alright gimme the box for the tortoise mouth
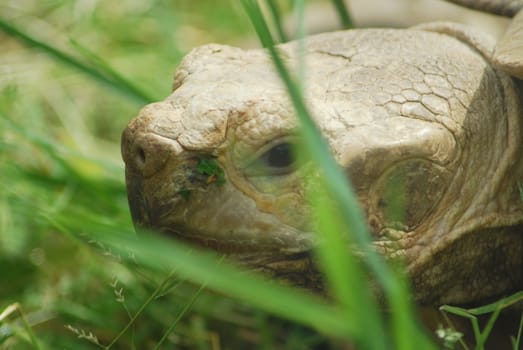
[161,226,263,254]
[155,225,314,256]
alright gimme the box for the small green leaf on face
[197,158,225,185]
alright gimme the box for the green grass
[0,1,520,349]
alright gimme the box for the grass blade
[69,39,155,105]
[441,291,523,349]
[84,226,354,339]
[266,0,288,42]
[511,311,523,350]
[465,291,523,315]
[105,273,175,349]
[241,0,394,294]
[312,188,386,348]
[241,1,434,348]
[330,0,354,29]
[0,17,154,105]
[153,284,206,350]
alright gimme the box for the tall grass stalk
[241,0,434,348]
[152,284,205,350]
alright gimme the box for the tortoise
[121,0,523,306]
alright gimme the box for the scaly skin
[122,23,523,305]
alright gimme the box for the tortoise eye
[257,142,296,175]
[263,143,293,167]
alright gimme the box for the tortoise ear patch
[371,159,449,232]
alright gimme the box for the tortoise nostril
[123,133,172,177]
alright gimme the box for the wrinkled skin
[122,23,523,305]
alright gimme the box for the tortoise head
[122,23,523,303]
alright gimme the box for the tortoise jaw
[154,224,315,255]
